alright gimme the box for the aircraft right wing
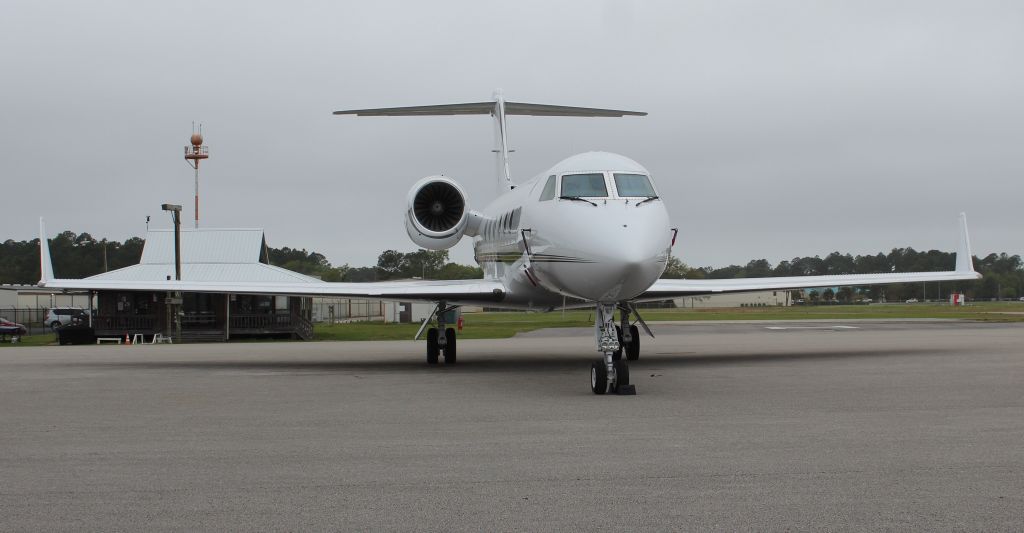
[36,219,505,304]
[39,276,507,304]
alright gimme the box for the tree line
[2,232,1021,300]
[267,247,482,282]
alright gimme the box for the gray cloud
[2,0,1021,268]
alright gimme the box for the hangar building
[86,228,318,342]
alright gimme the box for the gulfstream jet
[38,90,981,394]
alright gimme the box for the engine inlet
[413,181,465,232]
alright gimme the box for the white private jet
[38,90,981,394]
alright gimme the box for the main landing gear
[613,310,641,362]
[422,301,457,365]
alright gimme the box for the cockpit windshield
[561,173,608,197]
[613,173,656,197]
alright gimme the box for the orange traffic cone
[125,333,131,346]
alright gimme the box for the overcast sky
[2,0,1021,269]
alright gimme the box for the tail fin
[333,89,646,194]
[38,217,54,285]
[955,212,976,273]
[493,89,512,193]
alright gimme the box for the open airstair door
[334,89,647,193]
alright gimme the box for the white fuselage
[469,151,672,309]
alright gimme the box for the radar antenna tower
[184,123,209,229]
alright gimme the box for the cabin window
[561,173,608,197]
[539,175,556,201]
[613,173,656,197]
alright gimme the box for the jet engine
[404,175,480,250]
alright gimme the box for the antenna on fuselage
[333,91,646,194]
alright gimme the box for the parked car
[0,317,28,337]
[905,298,919,303]
[1019,297,1024,302]
[44,307,89,329]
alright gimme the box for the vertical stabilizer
[955,213,975,273]
[491,89,513,193]
[38,217,55,285]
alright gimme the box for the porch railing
[93,315,158,332]
[230,312,314,340]
[230,312,296,331]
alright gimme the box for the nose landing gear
[591,303,636,395]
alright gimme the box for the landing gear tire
[626,325,640,361]
[590,361,608,395]
[426,328,439,365]
[612,326,623,361]
[613,360,630,392]
[443,328,457,365]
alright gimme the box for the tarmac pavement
[1,320,1022,531]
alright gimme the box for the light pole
[162,204,182,343]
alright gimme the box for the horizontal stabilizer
[333,102,495,116]
[505,102,646,117]
[332,90,646,194]
[333,101,646,117]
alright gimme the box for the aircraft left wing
[636,213,982,301]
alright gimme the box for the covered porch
[92,291,313,342]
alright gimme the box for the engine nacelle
[404,175,480,250]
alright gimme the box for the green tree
[375,250,407,280]
[404,249,449,279]
[437,263,484,279]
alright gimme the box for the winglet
[38,217,54,286]
[956,212,976,273]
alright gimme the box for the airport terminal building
[86,229,318,342]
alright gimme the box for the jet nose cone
[601,241,669,300]
[540,202,672,302]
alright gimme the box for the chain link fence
[0,308,53,336]
[310,298,386,324]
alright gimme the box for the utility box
[57,325,96,345]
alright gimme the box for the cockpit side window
[538,175,557,201]
[613,173,656,197]
[561,173,608,197]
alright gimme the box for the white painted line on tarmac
[765,325,860,330]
